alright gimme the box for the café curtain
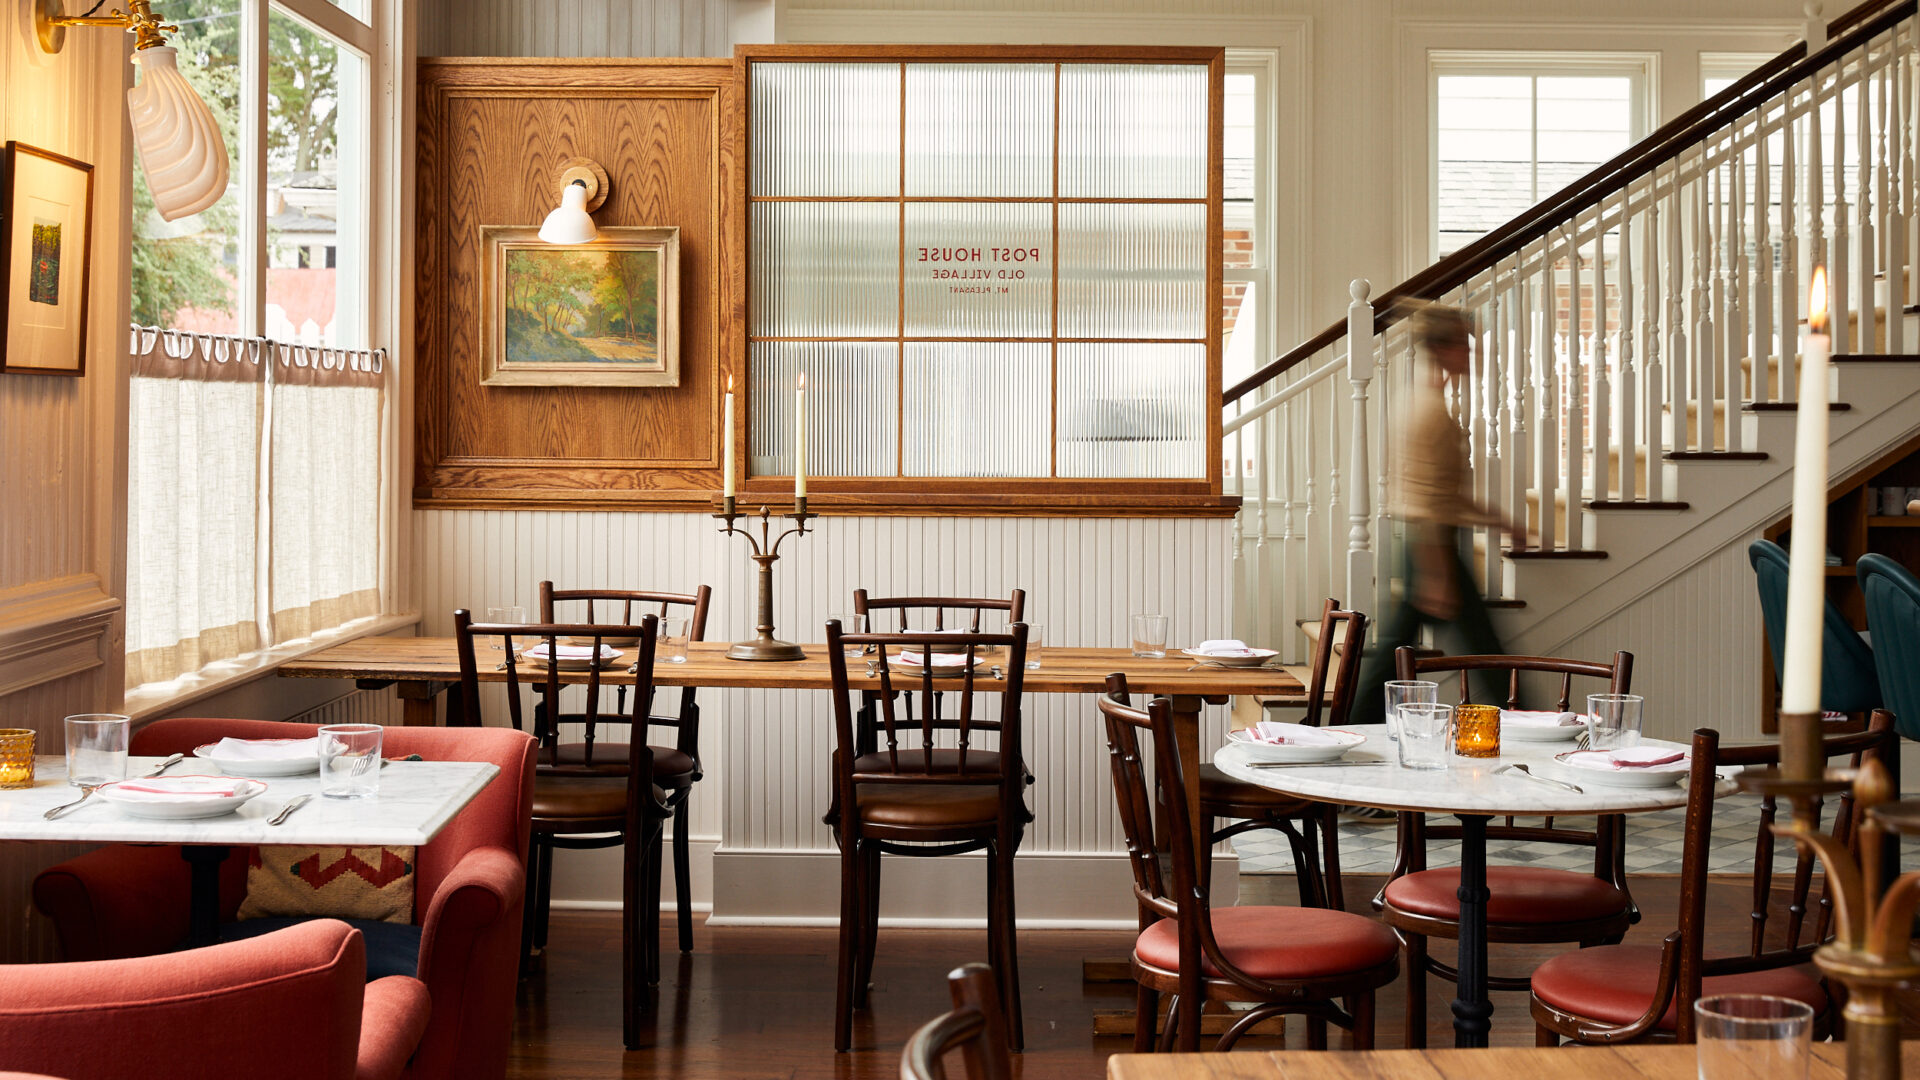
[124,328,387,690]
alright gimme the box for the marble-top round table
[1214,724,1734,1048]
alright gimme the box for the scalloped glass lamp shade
[538,181,599,244]
[127,47,231,221]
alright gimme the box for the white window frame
[1223,50,1275,396]
[1426,51,1657,265]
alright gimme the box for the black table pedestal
[1451,813,1493,1048]
[182,845,231,949]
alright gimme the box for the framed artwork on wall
[480,224,680,388]
[1,141,93,377]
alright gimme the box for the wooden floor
[506,874,1834,1079]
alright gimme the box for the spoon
[1497,762,1583,794]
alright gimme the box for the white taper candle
[723,375,736,499]
[795,371,807,499]
[1780,265,1831,716]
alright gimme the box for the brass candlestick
[714,496,814,661]
[1737,716,1917,1080]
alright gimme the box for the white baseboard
[541,835,720,910]
[706,848,1237,929]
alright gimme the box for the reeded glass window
[745,55,1218,486]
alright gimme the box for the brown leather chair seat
[854,748,1003,776]
[1531,944,1828,1030]
[545,742,696,779]
[1198,762,1314,810]
[1133,905,1400,981]
[530,776,632,828]
[855,783,1003,828]
[1386,865,1630,925]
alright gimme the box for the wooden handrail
[1224,0,1910,406]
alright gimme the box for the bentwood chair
[1859,554,1920,741]
[455,609,670,1050]
[1100,676,1400,1053]
[1531,712,1897,1044]
[824,620,1030,1052]
[1752,539,1882,716]
[900,963,1014,1080]
[534,582,712,954]
[1200,598,1366,910]
[1384,647,1637,1047]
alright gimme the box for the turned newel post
[1805,1,1826,50]
[1346,278,1376,607]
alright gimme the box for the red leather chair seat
[1385,866,1629,925]
[1198,763,1313,810]
[853,748,1003,776]
[856,783,1002,828]
[546,742,695,778]
[1531,944,1828,1030]
[1133,905,1400,980]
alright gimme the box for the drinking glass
[1024,624,1045,670]
[657,616,689,663]
[1695,994,1813,1080]
[1129,614,1169,659]
[1396,703,1452,771]
[319,723,384,799]
[1454,703,1501,759]
[1586,693,1645,752]
[1384,680,1439,743]
[64,714,129,787]
[486,605,525,658]
[828,613,866,656]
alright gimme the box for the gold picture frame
[1,141,93,377]
[481,224,680,388]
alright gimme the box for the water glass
[1586,693,1645,752]
[319,723,383,800]
[486,605,525,654]
[64,714,129,787]
[1384,680,1438,743]
[657,615,690,663]
[828,613,866,656]
[1695,994,1813,1080]
[1397,703,1453,771]
[1129,614,1169,659]
[1024,624,1045,670]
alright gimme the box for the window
[125,0,387,693]
[742,50,1220,497]
[1222,65,1264,391]
[1431,55,1650,260]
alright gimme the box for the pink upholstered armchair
[0,919,430,1080]
[34,719,536,1080]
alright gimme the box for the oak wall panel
[414,60,739,509]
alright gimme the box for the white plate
[1551,748,1690,789]
[1225,725,1366,763]
[97,776,269,819]
[192,740,319,777]
[520,643,623,670]
[1499,717,1585,743]
[1181,648,1279,668]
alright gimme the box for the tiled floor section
[1234,794,1920,875]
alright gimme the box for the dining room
[6,0,1920,1078]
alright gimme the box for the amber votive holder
[1453,704,1500,759]
[0,728,35,789]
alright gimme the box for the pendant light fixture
[34,0,231,221]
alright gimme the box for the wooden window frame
[736,44,1232,517]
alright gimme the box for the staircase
[1226,0,1920,711]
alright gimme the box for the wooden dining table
[1106,1041,1909,1080]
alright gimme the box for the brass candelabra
[713,496,814,661]
[1737,710,1920,1080]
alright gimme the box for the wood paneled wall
[413,59,738,510]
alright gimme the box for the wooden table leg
[1452,813,1493,1048]
[396,680,451,727]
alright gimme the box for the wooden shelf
[1867,516,1920,528]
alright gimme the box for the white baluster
[1302,372,1317,625]
[1536,269,1559,553]
[1781,88,1800,403]
[1806,0,1826,51]
[1345,280,1375,607]
[1325,373,1341,605]
[1279,383,1297,664]
[1834,61,1853,355]
[1509,265,1532,543]
[1619,191,1639,502]
[1892,28,1910,355]
[1592,211,1612,500]
[1694,158,1715,451]
[1483,290,1504,586]
[1724,143,1745,450]
[1374,339,1393,626]
[1644,185,1665,501]
[1566,229,1587,546]
[1858,42,1877,353]
[1755,110,1775,404]
[1668,159,1690,460]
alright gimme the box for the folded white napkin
[208,737,317,762]
[1608,747,1686,769]
[106,777,252,799]
[1195,639,1252,655]
[1247,721,1343,746]
[898,651,973,667]
[1500,710,1582,728]
[522,643,612,661]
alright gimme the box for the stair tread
[1665,450,1770,461]
[1587,499,1691,510]
[1506,548,1609,560]
[1745,402,1852,411]
[1833,353,1920,362]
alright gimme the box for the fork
[43,783,104,820]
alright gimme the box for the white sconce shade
[539,180,599,245]
[127,47,230,221]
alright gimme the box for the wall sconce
[538,157,609,245]
[34,0,230,221]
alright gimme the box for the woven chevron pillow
[237,846,416,924]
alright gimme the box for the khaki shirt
[1393,386,1498,529]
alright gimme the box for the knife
[268,794,314,826]
[1244,760,1391,769]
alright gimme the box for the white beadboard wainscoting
[413,509,1236,924]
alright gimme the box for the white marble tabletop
[1214,725,1737,816]
[0,755,499,846]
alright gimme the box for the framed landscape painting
[1,142,93,377]
[481,225,680,388]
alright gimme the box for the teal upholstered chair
[1748,539,1882,714]
[1858,554,1920,741]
